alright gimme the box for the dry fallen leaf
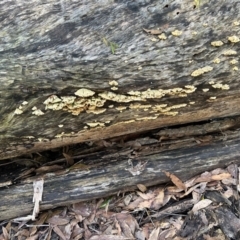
[211,173,231,181]
[164,171,186,191]
[47,215,69,226]
[149,227,160,240]
[137,184,147,192]
[192,199,212,214]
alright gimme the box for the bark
[0,0,240,159]
[1,127,240,221]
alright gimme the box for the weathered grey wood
[1,128,240,221]
[1,0,240,159]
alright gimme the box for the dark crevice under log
[1,126,240,221]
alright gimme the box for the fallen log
[1,126,240,221]
[0,0,240,159]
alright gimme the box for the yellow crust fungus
[228,36,240,43]
[191,66,213,77]
[171,30,182,36]
[223,50,237,55]
[111,86,118,91]
[61,96,76,104]
[14,108,23,115]
[44,95,61,105]
[211,83,230,90]
[32,109,44,116]
[163,111,178,116]
[109,80,118,86]
[158,33,167,40]
[22,101,28,105]
[87,122,105,128]
[212,58,220,64]
[209,96,216,100]
[211,41,223,47]
[151,37,158,42]
[86,108,106,114]
[99,91,142,102]
[233,66,238,71]
[115,106,127,111]
[230,59,238,64]
[74,88,95,97]
[129,103,152,109]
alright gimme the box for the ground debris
[1,163,240,239]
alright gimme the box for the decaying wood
[1,127,240,221]
[1,0,240,159]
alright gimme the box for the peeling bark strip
[1,130,240,221]
[0,0,240,159]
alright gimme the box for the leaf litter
[1,163,240,239]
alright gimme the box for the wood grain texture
[1,0,240,159]
[1,129,240,221]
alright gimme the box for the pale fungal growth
[184,85,195,90]
[203,23,208,27]
[129,103,152,109]
[22,101,28,105]
[115,106,127,111]
[111,87,118,91]
[158,33,167,40]
[14,108,23,115]
[209,81,215,85]
[211,41,223,47]
[228,36,240,43]
[61,96,76,104]
[192,31,197,36]
[99,91,142,102]
[191,66,213,77]
[202,88,209,92]
[163,111,178,116]
[136,116,158,121]
[233,21,240,26]
[112,120,136,126]
[171,30,182,36]
[86,108,106,114]
[151,37,158,42]
[108,105,114,108]
[138,66,142,70]
[108,80,118,86]
[230,59,238,64]
[128,90,141,96]
[32,109,44,116]
[87,122,105,128]
[44,95,61,105]
[18,105,23,110]
[32,106,37,111]
[58,124,64,128]
[189,102,195,105]
[211,83,230,90]
[209,96,216,100]
[233,66,238,71]
[212,58,220,64]
[223,50,237,55]
[74,88,95,97]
